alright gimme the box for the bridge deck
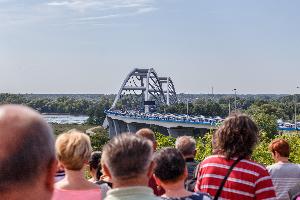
[106,113,218,129]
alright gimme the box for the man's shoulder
[105,186,162,200]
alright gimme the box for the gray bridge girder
[106,114,216,138]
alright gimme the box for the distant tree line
[1,93,300,136]
[0,93,113,125]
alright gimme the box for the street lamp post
[186,99,189,117]
[233,89,237,112]
[228,99,231,116]
[295,86,300,130]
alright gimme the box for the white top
[267,162,300,200]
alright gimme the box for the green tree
[87,98,112,125]
[90,128,110,151]
[252,113,277,138]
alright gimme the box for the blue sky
[1,0,300,94]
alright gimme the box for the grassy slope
[51,124,96,136]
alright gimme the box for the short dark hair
[269,139,290,157]
[214,113,259,159]
[102,133,153,180]
[154,147,186,183]
[0,107,55,191]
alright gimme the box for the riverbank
[51,124,96,135]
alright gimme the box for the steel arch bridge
[110,68,177,112]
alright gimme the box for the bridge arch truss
[111,68,177,112]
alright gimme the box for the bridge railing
[105,110,222,126]
[105,110,300,132]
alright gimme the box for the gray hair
[175,136,196,156]
[0,105,55,191]
[102,133,153,180]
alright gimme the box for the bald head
[0,105,55,194]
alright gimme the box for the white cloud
[136,7,157,14]
[77,14,122,21]
[0,0,158,27]
[75,6,158,23]
[47,0,158,25]
[47,0,156,13]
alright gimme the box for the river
[42,114,89,124]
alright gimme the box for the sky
[0,0,300,94]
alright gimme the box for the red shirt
[195,155,276,200]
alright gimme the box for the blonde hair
[55,129,92,170]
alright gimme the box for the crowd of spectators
[2,104,300,200]
[106,109,223,125]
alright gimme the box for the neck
[184,156,195,162]
[90,171,97,181]
[162,180,191,198]
[64,169,86,184]
[1,181,51,200]
[276,157,289,163]
[112,175,149,189]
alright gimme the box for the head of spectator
[136,128,157,151]
[175,136,198,181]
[136,128,165,196]
[88,151,102,182]
[56,129,92,171]
[269,138,290,163]
[0,105,56,200]
[154,147,211,199]
[154,148,187,190]
[53,130,101,199]
[101,133,154,189]
[175,136,197,159]
[214,113,259,159]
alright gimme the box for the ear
[57,162,64,171]
[102,163,112,179]
[46,158,58,192]
[153,174,161,186]
[274,151,280,158]
[84,160,90,165]
[183,166,188,179]
[153,142,157,152]
[193,150,197,156]
[147,161,155,178]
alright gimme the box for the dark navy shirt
[161,192,212,200]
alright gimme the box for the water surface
[42,114,88,124]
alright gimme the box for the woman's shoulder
[52,187,101,200]
[201,155,225,163]
[54,179,100,190]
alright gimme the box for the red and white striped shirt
[195,155,276,200]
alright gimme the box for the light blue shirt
[105,186,161,200]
